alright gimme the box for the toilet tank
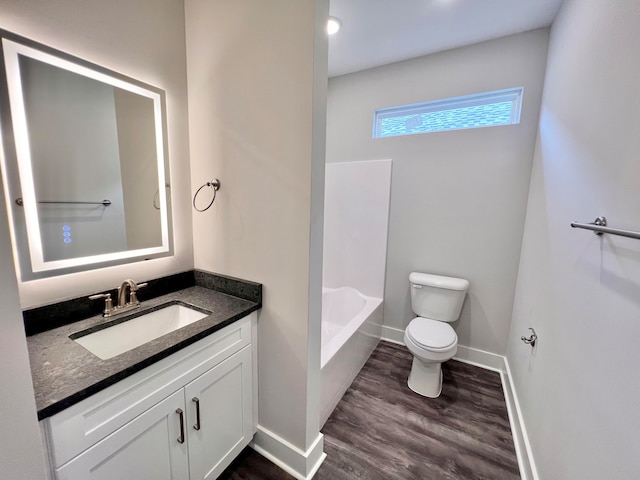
[409,272,469,322]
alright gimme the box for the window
[373,87,523,138]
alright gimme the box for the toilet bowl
[404,272,469,398]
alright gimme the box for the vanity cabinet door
[55,390,189,480]
[185,345,253,480]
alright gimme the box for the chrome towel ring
[193,179,221,212]
[153,183,171,210]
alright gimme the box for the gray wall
[0,0,193,308]
[0,167,46,479]
[326,29,549,355]
[185,0,328,467]
[507,1,640,477]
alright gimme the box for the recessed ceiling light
[327,17,341,35]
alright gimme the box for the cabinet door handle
[176,408,185,444]
[192,397,201,430]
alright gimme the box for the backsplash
[194,270,262,303]
[23,270,262,336]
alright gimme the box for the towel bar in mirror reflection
[15,198,113,207]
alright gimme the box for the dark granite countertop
[26,272,261,420]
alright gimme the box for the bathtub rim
[321,286,382,368]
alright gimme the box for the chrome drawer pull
[193,397,201,430]
[176,408,185,444]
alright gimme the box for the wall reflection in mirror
[0,31,173,280]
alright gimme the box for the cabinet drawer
[45,313,253,468]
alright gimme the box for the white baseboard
[381,325,405,345]
[502,358,539,480]
[453,345,506,372]
[251,425,326,480]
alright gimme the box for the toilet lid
[406,317,457,350]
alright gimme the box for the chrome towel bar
[570,216,640,240]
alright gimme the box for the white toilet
[404,272,469,398]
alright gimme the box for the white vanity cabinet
[41,312,257,480]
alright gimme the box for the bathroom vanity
[25,271,261,480]
[0,26,268,480]
[0,29,264,480]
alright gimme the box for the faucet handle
[88,293,111,301]
[130,283,147,305]
[88,293,114,317]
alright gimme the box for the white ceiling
[328,0,564,77]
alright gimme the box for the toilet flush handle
[521,328,537,347]
[412,285,423,289]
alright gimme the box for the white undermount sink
[72,303,210,360]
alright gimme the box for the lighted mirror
[0,31,173,280]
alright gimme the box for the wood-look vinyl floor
[219,341,520,480]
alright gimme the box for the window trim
[372,87,524,138]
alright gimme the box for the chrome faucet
[115,279,147,315]
[118,279,139,308]
[89,279,147,318]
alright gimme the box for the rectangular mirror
[0,31,173,280]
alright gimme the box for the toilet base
[407,357,443,398]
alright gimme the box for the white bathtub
[320,286,382,426]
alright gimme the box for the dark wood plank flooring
[219,341,519,480]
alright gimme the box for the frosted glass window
[373,87,523,138]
